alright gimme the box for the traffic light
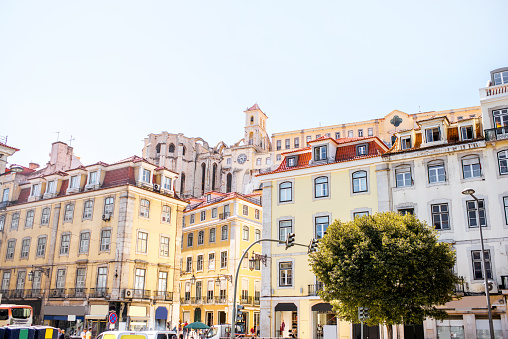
[358,307,369,321]
[285,233,295,250]
[236,305,244,321]
[308,238,319,254]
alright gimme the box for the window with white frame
[353,211,369,218]
[16,271,26,291]
[256,158,261,166]
[220,251,228,268]
[6,239,15,259]
[60,234,70,255]
[294,137,300,148]
[221,225,228,240]
[461,126,474,140]
[425,127,441,142]
[368,128,373,136]
[314,145,327,161]
[200,211,206,221]
[79,232,90,253]
[25,210,34,228]
[276,140,281,151]
[431,204,449,230]
[395,166,412,187]
[357,144,367,156]
[41,207,50,225]
[56,269,66,289]
[493,108,508,131]
[187,233,193,247]
[243,205,248,216]
[255,209,260,219]
[142,169,151,183]
[161,205,171,223]
[70,175,79,188]
[472,250,492,280]
[186,256,192,272]
[47,180,56,194]
[140,199,150,218]
[467,199,486,228]
[164,177,172,190]
[315,176,329,198]
[504,197,508,225]
[358,129,363,137]
[279,262,293,287]
[279,182,292,202]
[89,171,99,185]
[190,214,195,224]
[348,130,353,138]
[158,271,168,293]
[287,156,297,167]
[335,132,340,139]
[197,255,204,271]
[2,188,10,202]
[400,136,412,150]
[100,229,111,251]
[498,150,508,175]
[226,158,232,165]
[96,267,108,291]
[137,231,148,253]
[212,208,217,218]
[198,230,204,245]
[266,157,271,165]
[10,212,19,230]
[243,226,249,241]
[493,71,508,85]
[160,236,170,257]
[428,162,446,183]
[64,203,74,222]
[32,270,41,290]
[462,156,481,179]
[20,238,30,259]
[209,227,216,243]
[83,200,94,219]
[306,136,312,143]
[30,183,41,197]
[208,252,215,270]
[36,236,46,257]
[135,268,146,290]
[1,272,10,290]
[352,171,367,193]
[285,139,290,149]
[255,229,261,241]
[279,220,292,242]
[315,216,329,238]
[101,198,113,218]
[0,214,4,232]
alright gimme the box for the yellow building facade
[258,136,389,339]
[180,191,262,333]
[0,142,187,336]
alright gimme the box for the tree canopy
[309,212,459,326]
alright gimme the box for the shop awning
[44,315,85,321]
[275,303,297,311]
[44,306,86,316]
[311,303,333,312]
[155,307,168,320]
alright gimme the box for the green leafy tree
[309,212,459,337]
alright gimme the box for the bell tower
[244,103,269,151]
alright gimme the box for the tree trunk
[387,325,393,339]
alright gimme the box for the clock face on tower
[237,154,247,164]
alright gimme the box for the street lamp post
[462,188,495,339]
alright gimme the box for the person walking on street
[85,328,92,339]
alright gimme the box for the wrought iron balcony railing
[308,283,324,296]
[485,127,508,141]
[154,291,173,301]
[89,288,109,298]
[49,288,66,298]
[68,288,88,298]
[133,289,150,299]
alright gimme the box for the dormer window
[460,126,474,140]
[206,194,211,203]
[164,177,172,190]
[89,171,98,185]
[425,127,441,143]
[493,70,508,85]
[287,156,297,167]
[401,136,412,150]
[70,175,79,188]
[142,169,151,183]
[31,184,41,197]
[314,146,327,161]
[356,144,368,156]
[46,181,56,194]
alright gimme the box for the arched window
[250,116,254,125]
[226,173,232,193]
[201,163,206,194]
[249,132,254,145]
[155,143,161,154]
[182,146,186,156]
[168,143,175,153]
[352,171,367,193]
[181,173,186,196]
[314,176,329,198]
[212,164,217,191]
[279,182,292,202]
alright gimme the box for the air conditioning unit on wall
[486,280,499,294]
[124,289,133,299]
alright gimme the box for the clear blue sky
[1,0,507,167]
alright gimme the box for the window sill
[66,187,80,194]
[427,181,448,188]
[393,186,415,192]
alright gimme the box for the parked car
[95,331,148,339]
[139,330,177,339]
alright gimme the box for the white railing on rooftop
[480,83,508,99]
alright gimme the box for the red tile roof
[185,191,261,211]
[246,103,261,111]
[17,188,31,204]
[0,142,20,151]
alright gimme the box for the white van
[140,330,177,339]
[95,331,148,339]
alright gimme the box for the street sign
[109,312,117,324]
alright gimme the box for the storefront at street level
[43,305,86,335]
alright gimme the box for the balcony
[89,288,109,298]
[154,291,173,301]
[480,83,508,99]
[219,212,230,220]
[308,283,324,296]
[25,289,44,299]
[49,288,66,298]
[454,278,465,296]
[485,127,508,142]
[68,288,88,298]
[133,289,151,299]
[10,289,25,299]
